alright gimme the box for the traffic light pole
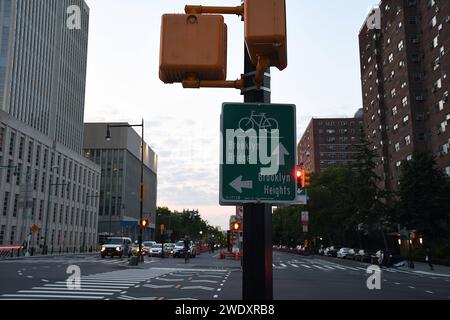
[242,48,273,300]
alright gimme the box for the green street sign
[220,103,297,205]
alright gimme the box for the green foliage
[155,207,226,245]
[397,152,450,244]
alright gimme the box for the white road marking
[190,280,219,284]
[180,286,216,291]
[32,287,122,292]
[289,263,299,268]
[41,279,49,282]
[213,295,218,299]
[18,290,113,296]
[44,284,128,289]
[198,275,223,279]
[143,284,174,289]
[321,266,335,270]
[0,294,103,299]
[426,291,434,294]
[394,282,400,285]
[312,265,326,270]
[154,277,184,282]
[301,264,311,269]
[26,276,33,279]
[409,286,415,289]
[280,263,287,268]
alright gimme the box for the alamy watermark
[67,5,82,30]
[366,265,381,290]
[366,6,381,30]
[66,265,81,290]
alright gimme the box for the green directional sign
[220,103,297,205]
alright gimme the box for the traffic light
[244,0,287,71]
[139,219,150,229]
[295,167,303,189]
[303,170,312,188]
[159,14,227,84]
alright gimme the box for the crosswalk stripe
[44,284,128,289]
[301,264,311,269]
[180,286,215,291]
[312,265,326,270]
[280,263,287,268]
[321,266,335,270]
[289,263,299,268]
[18,290,113,296]
[55,281,135,286]
[1,294,103,299]
[32,287,122,292]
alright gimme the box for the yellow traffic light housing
[233,222,242,231]
[159,14,228,84]
[295,167,303,190]
[244,0,288,71]
[303,170,311,188]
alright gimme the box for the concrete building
[0,111,101,252]
[0,0,90,153]
[297,111,364,173]
[359,1,450,190]
[83,123,158,242]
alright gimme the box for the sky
[83,0,377,230]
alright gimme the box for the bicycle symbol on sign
[238,111,279,131]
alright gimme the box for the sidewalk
[397,261,450,278]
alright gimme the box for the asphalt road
[0,251,449,300]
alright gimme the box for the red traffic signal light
[139,219,150,229]
[233,222,241,231]
[296,167,303,189]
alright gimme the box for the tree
[397,152,450,245]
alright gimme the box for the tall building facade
[359,1,450,190]
[83,123,158,242]
[0,111,101,251]
[297,111,364,173]
[0,0,90,153]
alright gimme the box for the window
[393,124,399,131]
[445,166,450,177]
[431,16,437,28]
[398,40,404,51]
[27,142,33,163]
[39,200,44,221]
[0,225,5,245]
[401,81,407,89]
[395,143,401,152]
[3,192,9,216]
[402,97,408,107]
[9,132,15,156]
[388,53,394,63]
[405,135,411,146]
[396,161,402,168]
[0,127,4,153]
[403,115,410,124]
[9,226,16,245]
[440,143,449,156]
[18,137,24,160]
[392,106,398,115]
[432,36,439,49]
[391,88,396,98]
[409,16,417,25]
[13,194,18,217]
[35,146,41,167]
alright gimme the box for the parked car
[100,237,132,259]
[355,249,374,263]
[163,243,175,256]
[325,246,339,257]
[173,240,196,258]
[337,248,354,259]
[149,243,163,257]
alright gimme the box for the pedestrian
[425,248,434,271]
[379,250,384,268]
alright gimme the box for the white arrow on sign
[274,143,290,166]
[230,176,253,194]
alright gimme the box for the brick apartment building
[297,110,364,173]
[359,0,450,190]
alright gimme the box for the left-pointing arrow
[230,176,253,194]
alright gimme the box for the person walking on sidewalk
[425,248,434,271]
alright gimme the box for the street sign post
[220,103,297,205]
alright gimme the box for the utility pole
[242,49,273,300]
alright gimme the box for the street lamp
[106,120,145,263]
